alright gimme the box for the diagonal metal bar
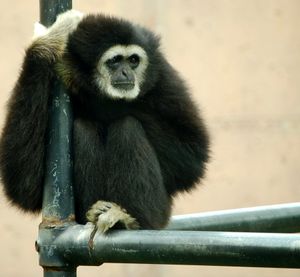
[167,202,300,232]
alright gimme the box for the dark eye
[128,54,140,68]
[106,55,123,68]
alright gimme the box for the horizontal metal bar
[167,202,300,232]
[38,225,300,268]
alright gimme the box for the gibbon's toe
[86,200,139,234]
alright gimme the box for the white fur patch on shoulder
[95,44,149,100]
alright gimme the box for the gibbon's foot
[86,200,139,234]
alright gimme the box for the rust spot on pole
[40,214,76,228]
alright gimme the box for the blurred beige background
[0,0,299,276]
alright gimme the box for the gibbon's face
[95,45,148,100]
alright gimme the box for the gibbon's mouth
[112,82,135,91]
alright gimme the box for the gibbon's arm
[73,118,148,231]
[143,67,210,196]
[0,11,83,212]
[102,116,171,229]
[72,119,106,223]
[0,38,55,211]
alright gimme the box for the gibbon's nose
[122,69,128,78]
[111,66,135,90]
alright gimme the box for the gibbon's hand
[33,22,48,39]
[34,10,83,39]
[47,10,83,38]
[32,10,84,59]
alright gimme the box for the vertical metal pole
[39,1,76,276]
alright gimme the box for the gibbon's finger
[33,22,48,39]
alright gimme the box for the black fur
[0,14,209,228]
